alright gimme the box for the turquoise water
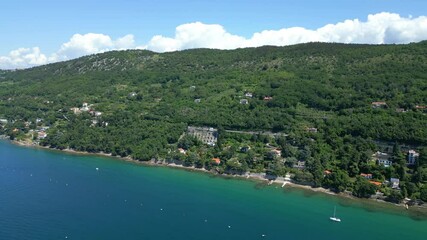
[1,140,426,240]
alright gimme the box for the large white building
[187,126,218,146]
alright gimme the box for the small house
[178,148,187,154]
[372,101,387,108]
[194,99,201,103]
[271,149,282,158]
[377,159,393,167]
[70,107,81,114]
[294,161,306,169]
[38,131,47,139]
[360,173,373,179]
[263,96,273,101]
[240,146,251,153]
[240,99,249,105]
[373,151,392,167]
[306,127,318,133]
[212,158,221,165]
[245,92,253,98]
[390,178,400,189]
[407,150,419,165]
[369,181,382,187]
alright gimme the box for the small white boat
[330,206,341,222]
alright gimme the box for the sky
[1,0,427,69]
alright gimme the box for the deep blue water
[0,140,426,240]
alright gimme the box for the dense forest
[1,42,427,203]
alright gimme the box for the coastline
[8,139,427,217]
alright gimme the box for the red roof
[324,170,332,175]
[212,158,221,164]
[369,181,382,186]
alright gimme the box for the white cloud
[143,12,427,52]
[0,47,48,69]
[1,12,427,69]
[143,22,246,52]
[54,33,136,61]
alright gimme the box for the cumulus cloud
[144,22,246,52]
[0,47,48,69]
[1,12,427,69]
[52,33,136,61]
[0,33,136,69]
[142,12,427,52]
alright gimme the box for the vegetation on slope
[1,42,427,203]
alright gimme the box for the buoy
[96,168,99,171]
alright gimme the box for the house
[373,151,392,167]
[306,127,318,133]
[240,99,249,105]
[244,92,253,98]
[0,118,8,124]
[178,148,187,154]
[395,108,407,113]
[91,120,99,126]
[94,111,102,117]
[240,146,251,153]
[377,159,393,167]
[294,160,306,169]
[38,131,47,139]
[407,150,419,165]
[390,178,400,189]
[129,92,137,97]
[70,107,81,114]
[194,99,201,103]
[212,158,221,165]
[263,96,273,101]
[81,102,90,112]
[360,173,373,179]
[324,170,332,175]
[415,105,426,110]
[187,126,218,146]
[372,101,387,108]
[369,181,382,187]
[271,149,282,158]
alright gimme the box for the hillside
[1,42,427,202]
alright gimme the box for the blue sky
[1,0,427,69]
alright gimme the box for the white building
[407,150,419,165]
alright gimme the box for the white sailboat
[329,206,341,222]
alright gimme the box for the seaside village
[0,102,104,144]
[0,99,426,205]
[174,124,424,204]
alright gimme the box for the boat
[329,206,341,222]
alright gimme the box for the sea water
[0,140,426,240]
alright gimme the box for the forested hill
[1,42,427,201]
[2,42,427,140]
